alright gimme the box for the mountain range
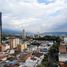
[2,29,34,36]
[2,29,67,36]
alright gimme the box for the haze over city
[0,0,67,33]
[0,0,67,67]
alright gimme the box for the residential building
[9,37,20,49]
[22,29,26,40]
[17,42,28,52]
[25,52,44,67]
[0,52,7,61]
[28,45,38,52]
[0,44,5,52]
[64,37,67,45]
[18,52,32,62]
[59,42,67,67]
[4,44,10,51]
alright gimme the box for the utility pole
[0,12,2,44]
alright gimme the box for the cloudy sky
[0,0,67,33]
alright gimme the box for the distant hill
[41,32,67,36]
[2,29,20,35]
[2,29,67,36]
[2,29,34,36]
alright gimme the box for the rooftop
[59,54,67,62]
[32,52,43,58]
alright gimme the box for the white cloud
[0,0,67,33]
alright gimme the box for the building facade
[59,41,67,67]
[17,42,27,52]
[9,37,20,49]
[22,29,26,40]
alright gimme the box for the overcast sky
[0,0,67,33]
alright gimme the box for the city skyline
[0,0,67,33]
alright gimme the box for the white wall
[64,38,67,43]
